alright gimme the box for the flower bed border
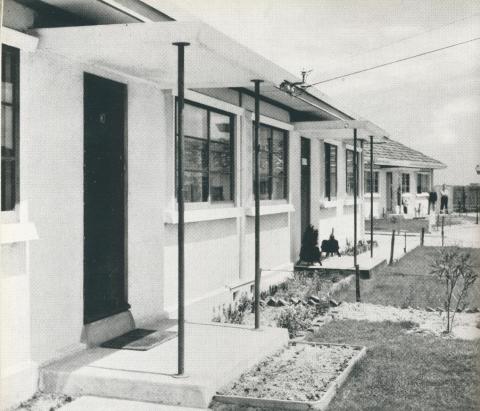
[213,341,367,411]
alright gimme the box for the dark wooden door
[301,138,311,235]
[84,73,128,324]
[386,172,393,212]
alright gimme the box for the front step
[61,396,207,410]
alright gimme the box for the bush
[429,247,478,333]
[275,304,315,338]
[212,292,253,324]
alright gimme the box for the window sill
[164,207,241,224]
[320,199,337,209]
[364,193,381,198]
[245,203,295,216]
[344,197,364,206]
[416,193,430,197]
[1,222,38,244]
[401,193,412,197]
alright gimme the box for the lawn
[309,320,480,411]
[366,217,429,233]
[333,246,480,310]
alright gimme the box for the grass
[333,246,480,309]
[366,217,429,233]
[309,320,480,411]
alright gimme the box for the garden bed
[213,341,366,411]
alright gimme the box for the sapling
[429,247,478,333]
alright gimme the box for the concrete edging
[213,341,367,411]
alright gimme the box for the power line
[308,36,480,86]
[347,12,480,61]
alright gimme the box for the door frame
[83,72,129,324]
[300,137,311,235]
[386,171,393,212]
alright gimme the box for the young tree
[430,247,478,333]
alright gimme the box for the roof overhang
[293,120,389,140]
[370,158,447,169]
[31,20,300,89]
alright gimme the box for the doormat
[101,328,177,351]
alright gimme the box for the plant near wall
[429,247,478,333]
[211,292,253,324]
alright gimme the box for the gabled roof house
[364,137,446,218]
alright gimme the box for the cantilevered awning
[293,120,389,140]
[32,21,299,89]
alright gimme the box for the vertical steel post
[441,215,445,247]
[252,79,263,329]
[370,135,374,258]
[421,227,425,246]
[476,191,479,225]
[404,231,407,253]
[389,229,395,265]
[173,41,189,377]
[353,129,360,302]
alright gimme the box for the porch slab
[61,396,207,410]
[39,322,289,409]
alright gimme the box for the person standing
[440,184,449,214]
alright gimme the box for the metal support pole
[404,231,407,254]
[370,135,374,258]
[421,227,425,246]
[389,229,395,265]
[173,41,189,377]
[441,215,445,247]
[252,79,263,329]
[353,129,360,301]
[476,191,479,225]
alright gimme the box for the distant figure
[440,184,449,214]
[321,232,341,257]
[428,191,437,214]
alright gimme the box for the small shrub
[429,247,478,333]
[275,305,315,338]
[211,292,253,324]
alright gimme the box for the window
[253,123,288,200]
[1,45,19,211]
[176,101,234,203]
[364,171,379,193]
[346,149,360,195]
[324,143,337,200]
[417,173,430,194]
[402,173,410,193]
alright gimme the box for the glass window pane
[210,172,232,201]
[184,137,208,172]
[2,82,13,104]
[259,177,270,200]
[184,171,208,202]
[1,159,15,210]
[210,111,231,143]
[272,152,284,177]
[1,105,14,154]
[210,141,231,173]
[272,177,285,200]
[259,125,270,151]
[2,51,12,83]
[259,151,269,177]
[272,129,285,152]
[184,104,207,139]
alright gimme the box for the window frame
[324,142,337,201]
[253,122,289,201]
[364,170,379,194]
[1,44,20,212]
[416,173,430,194]
[175,99,235,204]
[345,148,360,196]
[402,173,410,193]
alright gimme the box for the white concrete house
[0,1,386,407]
[363,137,446,219]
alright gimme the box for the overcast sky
[181,0,480,185]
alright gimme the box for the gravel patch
[333,302,480,340]
[10,392,73,411]
[217,343,361,402]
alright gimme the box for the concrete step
[61,396,207,410]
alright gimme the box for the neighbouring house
[0,0,386,408]
[363,137,446,219]
[433,183,480,213]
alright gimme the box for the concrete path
[61,396,207,410]
[40,322,288,409]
